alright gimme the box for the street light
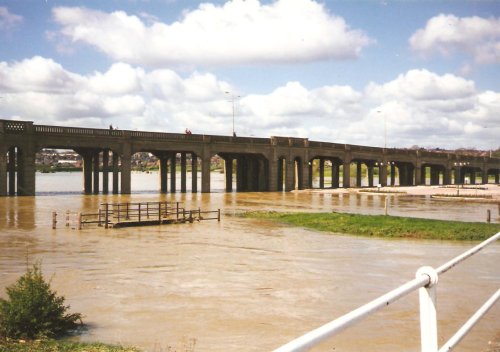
[225,91,240,136]
[377,110,387,148]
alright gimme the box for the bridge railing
[308,141,346,150]
[34,124,125,137]
[273,231,500,352]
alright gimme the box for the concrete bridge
[1,119,499,196]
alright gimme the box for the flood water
[0,172,499,351]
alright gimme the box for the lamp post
[377,110,387,148]
[225,91,240,136]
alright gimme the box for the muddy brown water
[0,172,499,351]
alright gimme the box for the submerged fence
[52,201,220,229]
[274,231,500,352]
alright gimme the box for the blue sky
[0,0,499,149]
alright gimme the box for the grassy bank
[0,340,140,352]
[244,211,500,241]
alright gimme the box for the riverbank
[305,184,500,202]
[0,340,141,352]
[244,211,500,241]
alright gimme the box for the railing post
[77,212,82,230]
[52,211,57,229]
[105,203,109,229]
[158,202,161,224]
[416,266,439,352]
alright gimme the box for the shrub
[0,263,83,340]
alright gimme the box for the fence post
[218,209,221,222]
[98,208,102,226]
[105,203,109,229]
[416,266,439,352]
[176,202,180,221]
[138,203,141,222]
[158,202,162,224]
[126,202,130,219]
[487,209,491,223]
[52,211,57,229]
[66,210,70,227]
[77,212,82,230]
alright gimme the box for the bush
[0,263,83,340]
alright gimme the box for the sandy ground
[306,184,500,201]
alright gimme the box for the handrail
[439,289,500,352]
[273,232,500,352]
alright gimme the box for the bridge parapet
[34,124,124,137]
[130,130,203,141]
[211,135,270,145]
[349,145,383,153]
[271,136,309,147]
[387,148,417,156]
[2,120,33,134]
[308,141,345,150]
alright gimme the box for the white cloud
[409,14,500,64]
[88,63,144,95]
[0,56,84,93]
[363,69,499,148]
[0,57,145,123]
[0,7,23,32]
[0,56,498,149]
[52,0,373,67]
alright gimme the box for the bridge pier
[444,167,451,185]
[390,163,396,186]
[225,157,233,192]
[470,170,476,185]
[0,147,7,196]
[356,162,362,187]
[102,150,109,194]
[170,153,176,192]
[482,168,488,184]
[192,153,198,193]
[379,162,387,186]
[332,161,340,188]
[8,147,16,195]
[181,152,187,193]
[319,158,325,188]
[201,155,211,193]
[430,167,440,185]
[112,151,119,194]
[158,155,168,193]
[285,159,295,191]
[368,163,374,187]
[343,157,351,188]
[93,151,100,194]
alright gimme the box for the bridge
[1,119,499,196]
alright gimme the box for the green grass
[0,340,140,352]
[244,211,500,241]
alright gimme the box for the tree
[0,263,83,340]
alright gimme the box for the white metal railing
[274,231,500,352]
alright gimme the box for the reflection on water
[0,172,499,351]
